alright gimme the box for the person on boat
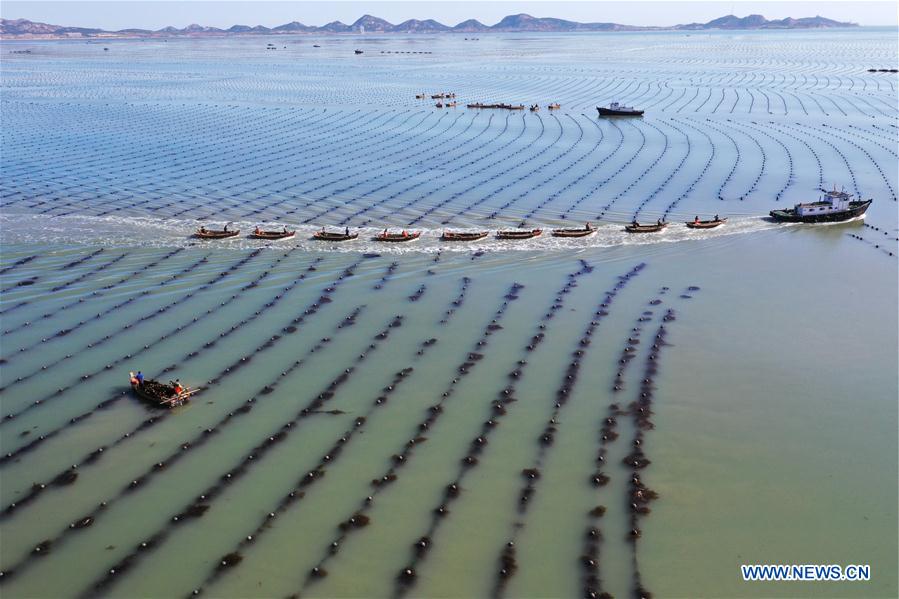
[283,226,288,234]
[135,371,144,386]
[402,230,408,238]
[345,226,350,236]
[632,218,639,226]
[254,226,262,235]
[694,216,700,224]
[657,219,663,226]
[714,214,719,221]
[173,380,183,395]
[223,223,229,232]
[199,226,207,234]
[383,228,388,237]
[130,371,139,386]
[585,221,592,231]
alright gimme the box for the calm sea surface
[1,29,897,598]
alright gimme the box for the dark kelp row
[490,263,647,598]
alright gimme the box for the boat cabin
[794,190,853,217]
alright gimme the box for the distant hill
[0,13,859,39]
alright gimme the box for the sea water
[0,29,896,598]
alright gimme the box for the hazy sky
[2,1,896,30]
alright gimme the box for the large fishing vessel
[597,102,644,117]
[769,188,872,223]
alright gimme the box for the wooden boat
[548,103,561,110]
[435,102,444,108]
[250,228,296,240]
[313,230,359,242]
[441,231,489,241]
[624,222,668,233]
[685,217,727,229]
[195,228,239,239]
[530,105,539,112]
[431,93,445,99]
[552,225,597,238]
[415,93,426,99]
[130,378,199,408]
[496,229,542,240]
[374,231,421,242]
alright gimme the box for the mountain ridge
[0,13,859,38]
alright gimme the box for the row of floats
[194,217,727,242]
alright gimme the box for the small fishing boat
[597,102,644,117]
[685,217,727,229]
[441,231,489,241]
[530,104,540,112]
[313,230,359,242]
[354,49,363,55]
[374,230,421,242]
[415,93,426,99]
[431,93,445,99]
[435,102,444,108]
[552,224,597,237]
[445,101,457,107]
[194,227,239,239]
[769,188,872,223]
[496,229,542,240]
[130,373,198,408]
[548,103,561,110]
[250,228,296,240]
[624,222,668,233]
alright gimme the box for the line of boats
[194,188,871,242]
[194,218,729,243]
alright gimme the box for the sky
[2,1,896,30]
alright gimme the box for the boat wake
[0,213,790,254]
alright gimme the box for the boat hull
[769,200,871,223]
[251,231,296,240]
[552,228,596,237]
[597,107,644,117]
[374,233,421,242]
[624,223,668,233]
[131,381,195,408]
[195,230,239,239]
[685,219,726,229]
[441,232,489,241]
[496,229,542,240]
[313,232,359,242]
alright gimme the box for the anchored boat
[130,373,198,408]
[597,102,644,117]
[769,188,872,223]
